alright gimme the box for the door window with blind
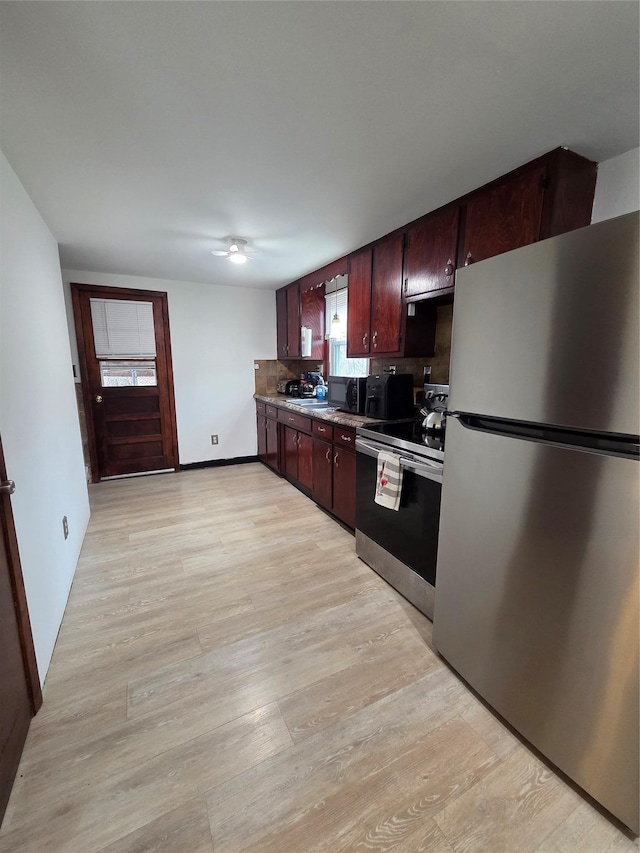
[72,283,179,482]
[90,298,158,387]
[325,284,368,377]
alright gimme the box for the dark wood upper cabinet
[347,237,404,358]
[300,282,325,360]
[281,148,596,358]
[462,165,547,266]
[276,287,289,359]
[346,249,373,357]
[276,282,300,359]
[404,206,461,300]
[348,239,437,359]
[286,283,300,358]
[461,148,597,268]
[371,233,404,354]
[277,257,347,361]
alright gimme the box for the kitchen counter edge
[254,394,390,429]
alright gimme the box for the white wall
[0,152,90,683]
[62,270,276,465]
[592,147,640,223]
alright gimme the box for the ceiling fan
[211,237,260,265]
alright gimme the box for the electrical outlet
[62,516,69,539]
[211,434,219,445]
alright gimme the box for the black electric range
[354,384,449,621]
[357,419,445,462]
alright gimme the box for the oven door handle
[355,438,443,484]
[399,457,443,484]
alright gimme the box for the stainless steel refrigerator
[433,212,639,834]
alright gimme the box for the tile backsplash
[255,302,453,396]
[253,359,324,395]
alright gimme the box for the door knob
[94,395,103,403]
[0,480,16,495]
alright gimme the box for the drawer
[278,409,312,433]
[256,402,266,415]
[266,405,278,419]
[312,420,333,440]
[334,427,356,449]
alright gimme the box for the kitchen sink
[285,399,335,411]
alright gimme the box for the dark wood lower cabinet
[297,433,313,491]
[257,414,267,460]
[283,426,299,480]
[258,403,357,529]
[257,405,279,472]
[312,435,356,529]
[312,437,333,510]
[332,447,356,529]
[265,417,279,471]
[283,426,313,492]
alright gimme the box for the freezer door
[449,212,639,436]
[433,417,639,833]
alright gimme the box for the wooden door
[0,436,41,823]
[312,437,333,510]
[404,207,460,298]
[332,448,356,528]
[371,234,404,354]
[463,166,546,266]
[72,284,179,482]
[347,249,372,357]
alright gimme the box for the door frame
[71,283,179,484]
[0,434,42,715]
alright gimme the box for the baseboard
[180,456,258,471]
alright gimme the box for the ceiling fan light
[229,252,247,265]
[229,243,239,253]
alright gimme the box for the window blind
[90,298,157,358]
[325,288,348,337]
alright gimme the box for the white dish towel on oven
[374,450,403,511]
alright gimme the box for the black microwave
[327,376,367,414]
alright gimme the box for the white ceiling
[1,1,638,291]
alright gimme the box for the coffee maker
[299,371,325,397]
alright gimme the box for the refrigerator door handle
[450,412,640,461]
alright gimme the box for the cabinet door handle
[318,426,326,433]
[444,259,454,277]
[334,453,339,467]
[362,333,368,348]
[464,252,473,267]
[403,278,408,293]
[340,434,352,442]
[325,448,331,462]
[0,480,15,495]
[372,331,378,348]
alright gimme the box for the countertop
[254,394,393,430]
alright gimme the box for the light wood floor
[0,464,637,853]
